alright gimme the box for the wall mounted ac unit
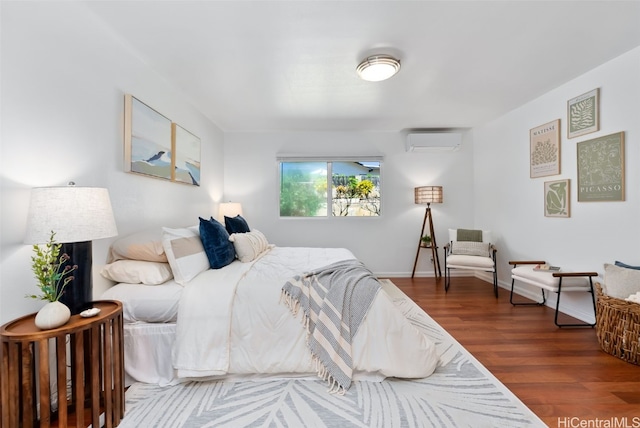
[406,132,462,152]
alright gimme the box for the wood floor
[389,276,640,428]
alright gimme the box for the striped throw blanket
[281,259,381,394]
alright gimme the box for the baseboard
[376,270,595,324]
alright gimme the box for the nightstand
[0,300,124,428]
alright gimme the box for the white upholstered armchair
[444,229,498,297]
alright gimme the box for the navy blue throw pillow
[199,217,235,269]
[615,261,640,270]
[224,215,250,234]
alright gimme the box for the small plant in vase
[421,235,432,247]
[27,231,77,329]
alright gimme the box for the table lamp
[24,184,118,314]
[218,202,243,221]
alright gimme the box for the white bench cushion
[447,254,495,270]
[511,265,591,292]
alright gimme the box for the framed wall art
[124,94,201,186]
[567,88,599,139]
[577,132,624,202]
[544,179,570,218]
[530,119,560,178]
[172,123,201,186]
[124,94,173,182]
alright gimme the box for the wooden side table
[0,300,124,428]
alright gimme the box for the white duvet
[172,246,438,383]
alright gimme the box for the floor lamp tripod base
[411,206,442,278]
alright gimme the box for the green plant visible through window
[279,160,381,217]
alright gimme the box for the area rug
[119,280,546,428]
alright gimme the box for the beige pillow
[101,260,173,285]
[603,263,640,299]
[229,229,270,263]
[450,241,491,257]
[107,228,167,263]
[162,226,210,285]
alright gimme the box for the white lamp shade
[25,186,118,244]
[219,202,243,219]
[414,186,443,205]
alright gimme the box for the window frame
[277,156,383,219]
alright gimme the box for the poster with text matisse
[172,123,201,186]
[124,94,173,181]
[530,119,560,178]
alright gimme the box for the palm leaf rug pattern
[120,281,545,427]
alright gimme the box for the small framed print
[577,132,624,202]
[530,119,560,178]
[544,179,570,218]
[172,123,201,186]
[567,88,599,139]
[124,94,172,182]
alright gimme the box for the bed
[99,218,438,391]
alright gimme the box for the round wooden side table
[0,300,124,428]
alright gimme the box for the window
[279,158,381,217]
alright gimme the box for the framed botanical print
[567,88,599,139]
[544,179,570,218]
[577,132,624,202]
[530,119,561,178]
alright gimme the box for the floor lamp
[412,186,442,278]
[24,184,118,314]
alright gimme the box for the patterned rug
[119,280,545,427]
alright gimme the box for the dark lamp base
[59,241,93,315]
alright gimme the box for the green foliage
[26,231,77,302]
[280,171,325,216]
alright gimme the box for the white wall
[223,131,475,276]
[473,46,640,322]
[0,2,224,324]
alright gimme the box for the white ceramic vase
[35,301,71,330]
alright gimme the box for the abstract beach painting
[125,94,173,181]
[125,94,201,186]
[172,123,201,186]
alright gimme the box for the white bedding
[101,280,182,323]
[105,246,438,386]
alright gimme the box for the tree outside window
[280,160,381,217]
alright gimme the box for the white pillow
[603,263,640,299]
[100,260,173,285]
[162,226,210,285]
[107,228,167,263]
[229,229,270,263]
[450,241,491,258]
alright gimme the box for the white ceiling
[85,1,640,132]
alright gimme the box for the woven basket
[595,282,640,365]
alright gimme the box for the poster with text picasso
[577,132,625,202]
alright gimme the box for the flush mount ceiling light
[356,55,401,82]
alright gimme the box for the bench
[509,260,597,328]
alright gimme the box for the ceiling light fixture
[357,55,401,82]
